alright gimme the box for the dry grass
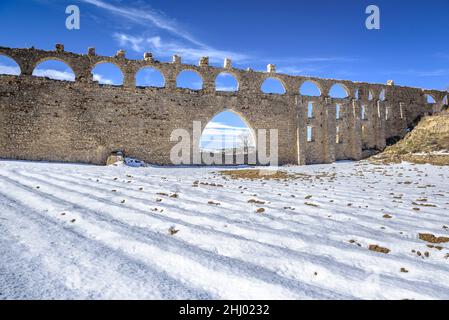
[220,169,295,181]
[248,199,266,204]
[419,233,449,244]
[369,245,391,254]
[220,169,336,182]
[371,114,449,166]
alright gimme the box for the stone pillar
[55,43,65,53]
[164,70,177,90]
[296,97,307,165]
[224,58,232,69]
[433,101,442,114]
[325,97,337,163]
[115,50,126,59]
[73,65,92,83]
[172,55,181,64]
[123,70,136,88]
[201,73,215,94]
[17,59,34,76]
[267,64,276,73]
[144,52,153,62]
[350,99,363,160]
[399,102,408,133]
[199,56,209,68]
[376,100,387,150]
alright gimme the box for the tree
[237,131,253,154]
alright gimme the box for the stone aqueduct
[0,44,448,165]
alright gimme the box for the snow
[413,151,449,156]
[1,159,449,300]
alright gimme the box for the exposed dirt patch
[419,233,449,244]
[305,202,319,207]
[369,245,391,254]
[248,199,266,204]
[168,226,179,235]
[220,169,295,181]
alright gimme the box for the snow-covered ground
[1,159,449,300]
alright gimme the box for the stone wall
[0,45,447,165]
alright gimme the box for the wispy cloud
[80,0,204,47]
[82,0,250,63]
[201,121,254,150]
[202,123,252,139]
[33,68,75,81]
[276,66,319,75]
[216,86,238,91]
[81,0,361,73]
[114,33,250,63]
[93,73,114,85]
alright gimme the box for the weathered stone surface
[106,151,124,166]
[0,45,447,166]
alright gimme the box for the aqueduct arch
[0,44,447,166]
[200,109,256,150]
[0,54,21,75]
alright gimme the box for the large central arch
[199,109,257,165]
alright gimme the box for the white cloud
[81,0,360,72]
[202,121,252,138]
[0,64,20,75]
[114,33,249,63]
[216,86,238,91]
[200,121,255,150]
[81,0,207,48]
[33,68,75,81]
[93,73,114,85]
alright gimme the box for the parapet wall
[0,45,447,165]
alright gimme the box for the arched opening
[200,110,255,155]
[92,62,124,86]
[307,102,314,118]
[336,104,342,120]
[307,126,314,142]
[215,72,238,92]
[261,77,286,94]
[0,55,21,75]
[379,89,386,101]
[177,70,203,90]
[300,81,321,96]
[136,67,165,88]
[361,105,367,120]
[368,90,374,101]
[329,83,349,98]
[426,94,436,104]
[32,59,75,81]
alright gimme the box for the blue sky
[0,0,448,149]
